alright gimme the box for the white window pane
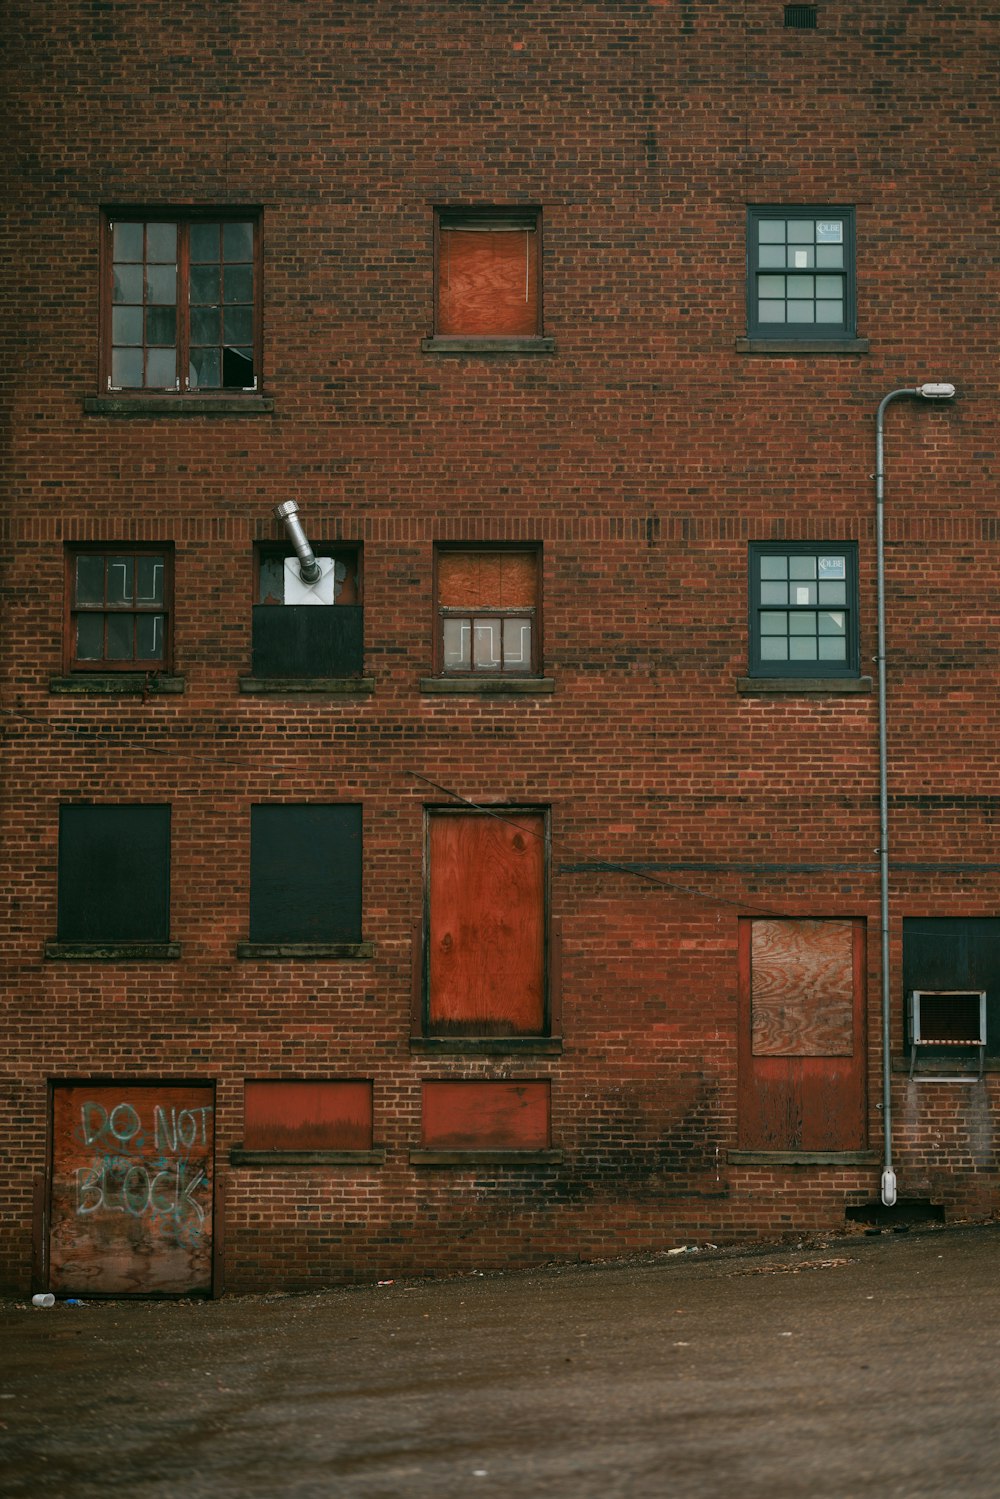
[815,301,844,323]
[818,637,847,660]
[503,616,531,669]
[443,618,470,670]
[787,301,814,321]
[789,613,815,634]
[473,618,501,670]
[788,220,816,242]
[145,347,176,387]
[758,275,785,298]
[818,611,846,636]
[759,612,787,635]
[760,582,788,604]
[816,245,844,268]
[758,300,785,322]
[818,581,847,605]
[112,307,143,346]
[787,275,815,298]
[112,348,143,387]
[759,556,788,580]
[759,638,789,660]
[758,246,785,268]
[758,220,785,243]
[789,637,819,659]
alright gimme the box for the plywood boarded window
[243,1080,373,1151]
[437,549,538,674]
[738,918,866,1151]
[57,804,171,942]
[249,804,362,944]
[421,1080,551,1150]
[436,211,540,337]
[427,809,547,1035]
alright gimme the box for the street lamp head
[916,383,957,399]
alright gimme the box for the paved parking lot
[2,1223,999,1498]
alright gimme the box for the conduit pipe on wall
[874,383,956,1207]
[273,500,322,584]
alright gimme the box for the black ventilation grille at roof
[784,5,818,26]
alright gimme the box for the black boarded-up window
[252,545,363,678]
[58,805,171,942]
[903,918,1000,1059]
[249,805,362,944]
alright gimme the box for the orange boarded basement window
[436,210,540,337]
[243,1080,373,1151]
[437,548,538,674]
[421,1080,550,1150]
[427,809,547,1036]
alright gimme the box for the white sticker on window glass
[817,221,843,243]
[818,556,846,580]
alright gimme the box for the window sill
[45,941,181,961]
[420,676,554,696]
[238,676,374,696]
[421,336,556,355]
[735,337,870,355]
[84,395,274,417]
[410,1036,563,1056]
[727,1150,878,1166]
[892,1055,1000,1075]
[230,1148,385,1167]
[50,673,185,696]
[410,1149,563,1167]
[737,675,872,696]
[235,941,374,960]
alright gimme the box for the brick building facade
[2,1,997,1294]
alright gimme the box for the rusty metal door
[48,1082,214,1296]
[737,919,867,1151]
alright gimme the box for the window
[246,804,363,949]
[56,805,171,944]
[419,1080,551,1150]
[737,918,867,1152]
[436,549,539,675]
[435,209,541,337]
[242,1081,374,1152]
[66,546,172,672]
[749,542,858,677]
[102,213,260,393]
[251,544,363,679]
[425,809,548,1036]
[747,207,855,340]
[903,919,1000,1064]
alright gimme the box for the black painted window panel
[251,606,364,678]
[58,805,171,941]
[249,804,362,944]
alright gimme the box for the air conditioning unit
[907,990,987,1080]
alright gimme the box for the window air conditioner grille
[784,5,818,27]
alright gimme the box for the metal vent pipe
[273,500,321,584]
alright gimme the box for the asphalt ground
[2,1222,999,1499]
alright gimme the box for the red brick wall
[2,2,998,1291]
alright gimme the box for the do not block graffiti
[73,1093,214,1230]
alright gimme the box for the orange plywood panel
[244,1080,373,1151]
[751,918,854,1056]
[49,1082,214,1296]
[421,1080,550,1149]
[438,228,538,336]
[438,551,536,609]
[429,812,545,1034]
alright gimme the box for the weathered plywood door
[49,1082,214,1296]
[738,919,867,1151]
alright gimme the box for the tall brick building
[2,1,997,1294]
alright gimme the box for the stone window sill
[45,941,181,961]
[235,942,374,960]
[230,1149,385,1167]
[410,1149,563,1167]
[238,676,374,696]
[410,1037,563,1056]
[50,673,185,696]
[727,1150,878,1166]
[737,676,872,696]
[421,335,555,355]
[84,396,274,417]
[892,1055,1000,1075]
[735,338,870,355]
[420,676,554,696]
